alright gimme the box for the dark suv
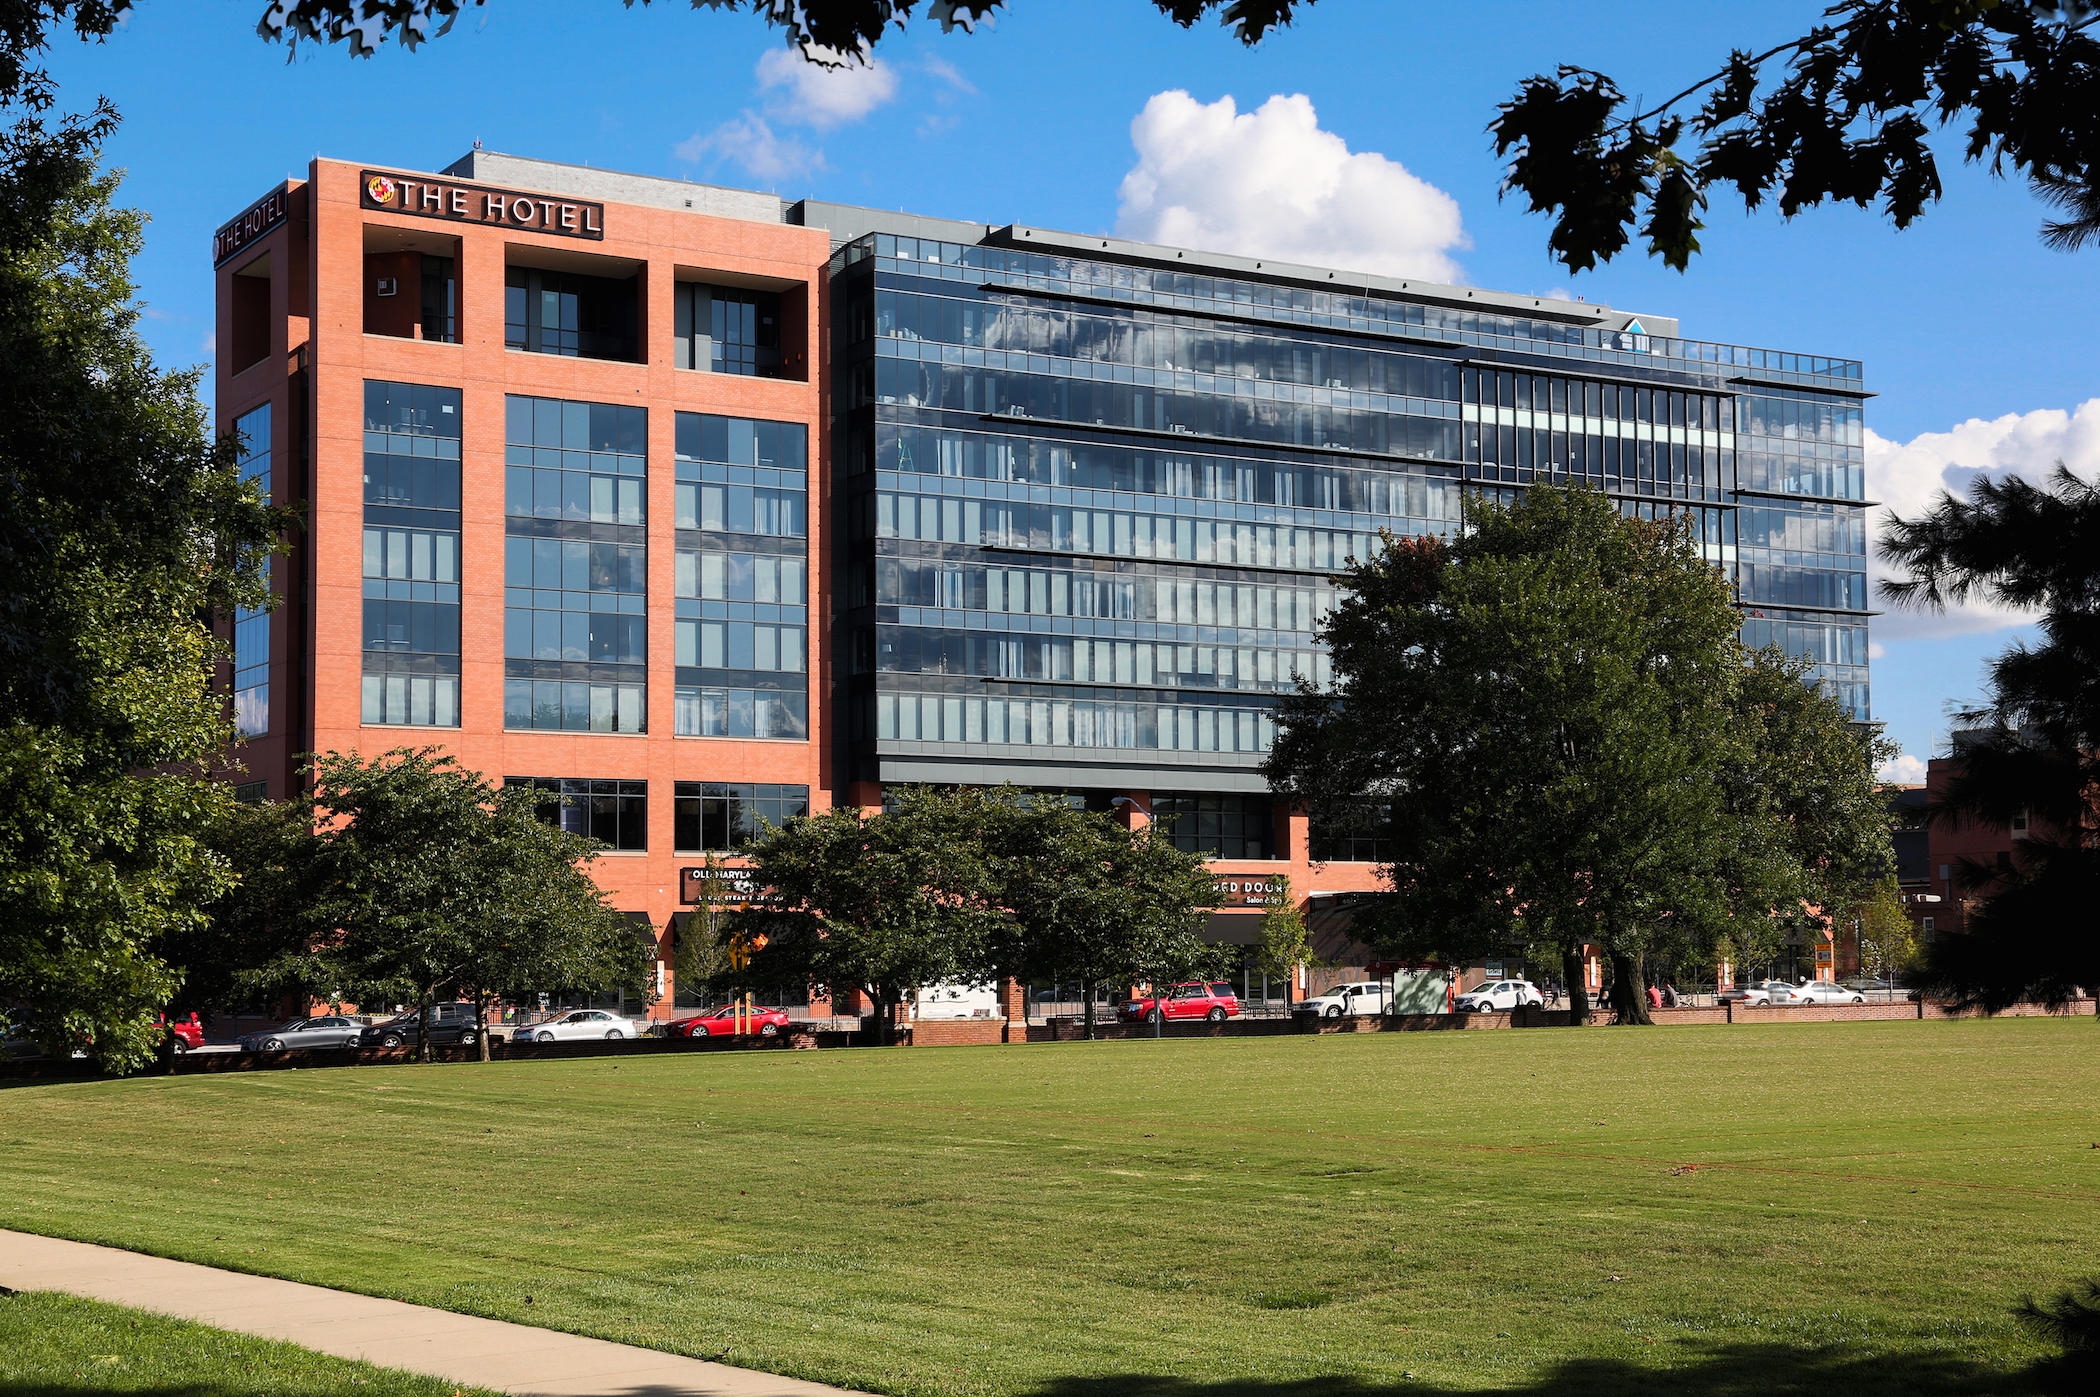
[358,1002,482,1049]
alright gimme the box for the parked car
[1792,979,1868,1004]
[156,1012,205,1053]
[239,1015,364,1052]
[667,1006,791,1038]
[1730,979,1803,1005]
[513,1009,644,1042]
[1300,981,1390,1018]
[1117,982,1240,1024]
[1453,979,1543,1012]
[358,1002,482,1048]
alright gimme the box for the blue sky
[44,0,2096,772]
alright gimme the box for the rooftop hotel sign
[359,170,605,240]
[213,185,290,267]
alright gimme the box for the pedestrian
[1661,982,1679,1008]
[1645,982,1663,1010]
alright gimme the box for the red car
[1117,982,1241,1024]
[668,1005,791,1038]
[157,1012,205,1053]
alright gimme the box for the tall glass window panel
[672,411,809,740]
[231,402,272,736]
[675,282,784,377]
[504,395,648,733]
[362,381,462,728]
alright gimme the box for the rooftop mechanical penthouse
[212,151,1872,1015]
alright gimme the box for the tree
[460,793,653,1061]
[1492,2,2100,272]
[0,93,291,1069]
[1265,485,1892,1026]
[254,0,1310,59]
[669,853,741,1006]
[979,792,1220,1039]
[1845,876,1919,986]
[1711,648,1902,977]
[1251,872,1312,1009]
[735,786,1006,1044]
[162,797,327,1018]
[267,749,647,1061]
[1880,465,2100,1012]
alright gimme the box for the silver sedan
[239,1015,365,1052]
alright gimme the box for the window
[1152,794,1275,860]
[2012,807,2030,834]
[505,395,647,733]
[675,282,784,377]
[1922,917,1935,935]
[673,782,809,851]
[510,777,647,851]
[233,780,268,804]
[231,402,272,736]
[362,381,462,728]
[671,687,809,740]
[672,411,810,740]
[1309,803,1393,863]
[505,265,639,361]
[364,245,457,343]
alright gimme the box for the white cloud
[673,112,824,184]
[919,53,976,96]
[1876,754,1928,785]
[1867,398,2100,638]
[202,330,216,357]
[756,45,898,130]
[1115,91,1468,283]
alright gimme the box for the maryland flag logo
[366,175,398,205]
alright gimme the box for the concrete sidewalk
[0,1229,871,1397]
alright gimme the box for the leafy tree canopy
[251,749,649,1060]
[735,786,1009,1042]
[0,92,290,1069]
[1880,465,2100,1011]
[253,0,1310,59]
[978,790,1221,1035]
[1493,1,2100,271]
[1265,485,1893,1024]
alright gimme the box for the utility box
[1388,966,1453,1015]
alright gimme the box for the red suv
[157,1012,205,1053]
[668,1005,791,1038]
[1118,982,1241,1024]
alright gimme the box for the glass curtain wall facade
[503,395,649,733]
[831,231,1871,798]
[361,382,462,727]
[671,413,810,740]
[232,402,273,737]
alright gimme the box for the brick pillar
[847,780,882,815]
[1001,977,1026,1042]
[1111,790,1151,830]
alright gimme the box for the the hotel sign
[360,170,605,240]
[213,185,290,267]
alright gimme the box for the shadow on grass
[1011,1340,2083,1397]
[0,1344,2084,1397]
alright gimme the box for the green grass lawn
[0,1290,495,1395]
[2,1019,2094,1397]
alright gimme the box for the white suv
[1300,981,1390,1018]
[1454,979,1543,1012]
